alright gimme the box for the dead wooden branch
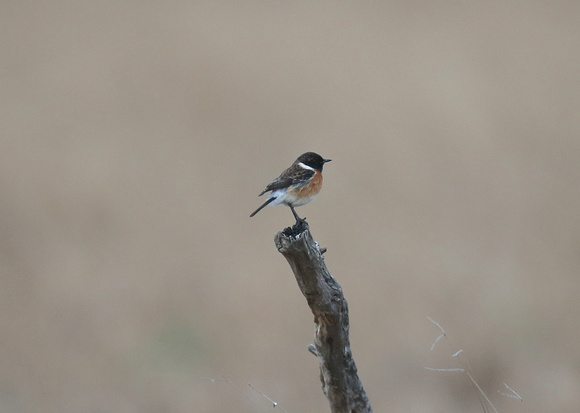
[275,222,372,413]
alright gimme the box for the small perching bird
[250,152,331,223]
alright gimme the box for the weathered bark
[275,222,372,413]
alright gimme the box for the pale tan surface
[2,2,579,412]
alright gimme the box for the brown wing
[258,163,315,196]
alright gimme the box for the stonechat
[250,152,331,222]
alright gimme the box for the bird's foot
[282,217,309,237]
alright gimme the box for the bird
[250,152,331,222]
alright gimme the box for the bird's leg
[281,205,309,236]
[290,205,303,222]
[290,205,308,230]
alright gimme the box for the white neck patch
[298,162,315,171]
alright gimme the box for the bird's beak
[324,159,332,163]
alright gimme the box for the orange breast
[289,170,323,206]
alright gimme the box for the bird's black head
[296,152,332,171]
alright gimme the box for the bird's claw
[292,217,308,232]
[282,217,309,237]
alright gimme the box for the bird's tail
[250,197,276,217]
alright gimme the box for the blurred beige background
[2,2,579,412]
